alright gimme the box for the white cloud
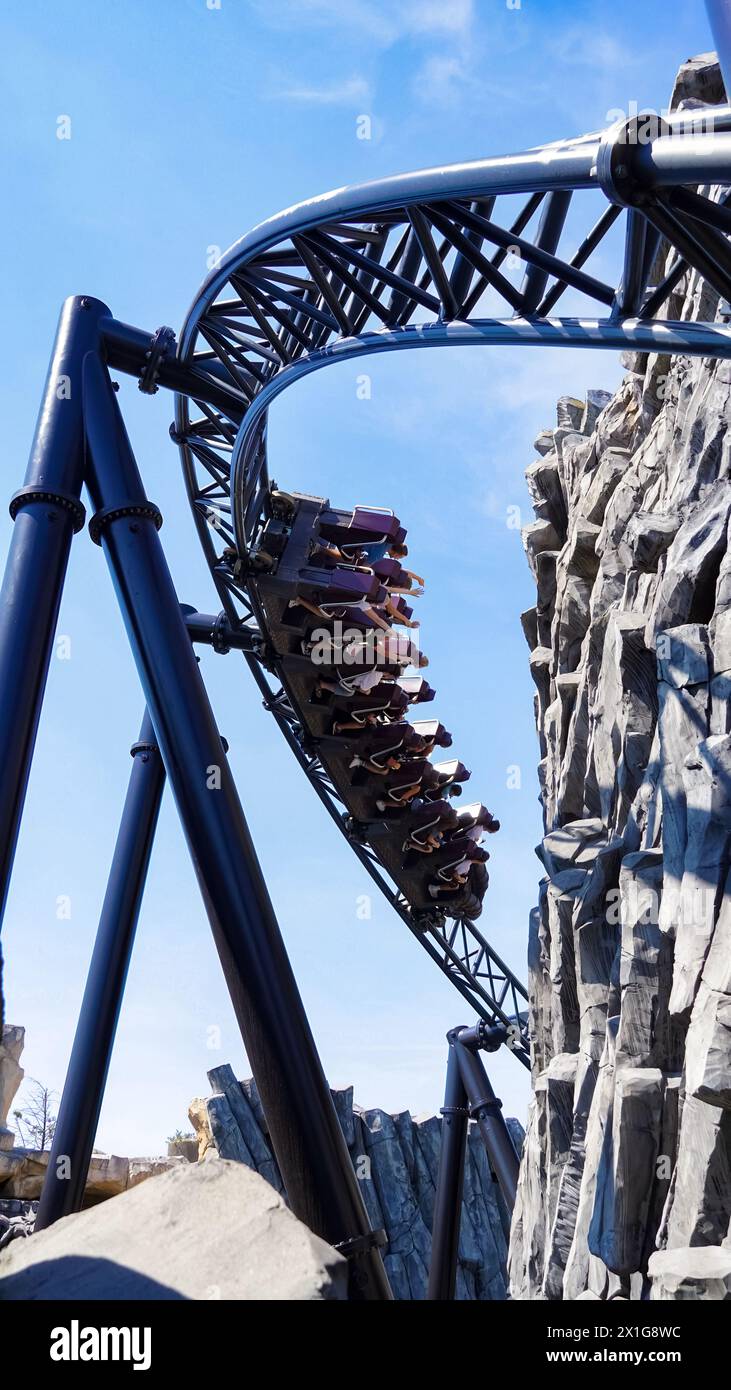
[401,0,473,38]
[250,0,473,47]
[276,74,371,105]
[548,27,637,71]
[412,53,473,105]
[254,0,476,114]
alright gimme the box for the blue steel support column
[427,1036,470,1301]
[455,1037,520,1236]
[80,350,391,1301]
[35,709,165,1230]
[0,297,108,1007]
[429,1023,521,1299]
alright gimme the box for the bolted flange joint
[88,501,163,546]
[9,486,86,534]
[138,325,177,394]
[595,112,672,209]
[130,739,158,760]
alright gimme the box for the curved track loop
[174,115,731,1067]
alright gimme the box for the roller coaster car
[250,492,489,915]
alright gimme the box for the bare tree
[13,1078,58,1151]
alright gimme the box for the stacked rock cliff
[190,1064,523,1300]
[508,54,731,1304]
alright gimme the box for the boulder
[0,1157,347,1300]
[190,1070,518,1301]
[649,1245,731,1300]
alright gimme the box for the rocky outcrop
[190,1063,521,1301]
[0,1025,24,1152]
[509,53,731,1304]
[0,1157,347,1300]
[0,1147,187,1202]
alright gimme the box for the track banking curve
[173,112,731,1067]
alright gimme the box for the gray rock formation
[190,1063,520,1300]
[0,1156,347,1300]
[0,1026,24,1152]
[509,53,731,1304]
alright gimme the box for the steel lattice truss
[172,110,731,1068]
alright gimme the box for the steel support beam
[0,296,108,977]
[182,607,261,655]
[80,347,391,1300]
[35,709,165,1230]
[427,1042,470,1301]
[100,317,246,422]
[428,1024,521,1300]
[455,1038,520,1231]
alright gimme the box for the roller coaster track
[172,108,731,1069]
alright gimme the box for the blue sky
[0,0,715,1154]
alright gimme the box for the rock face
[0,1147,186,1202]
[0,1026,24,1151]
[190,1063,521,1301]
[509,54,731,1303]
[0,1156,347,1300]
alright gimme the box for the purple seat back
[407,800,459,832]
[372,558,406,583]
[350,508,401,538]
[383,758,427,790]
[361,723,413,755]
[298,566,383,602]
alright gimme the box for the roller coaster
[3,6,731,1299]
[174,98,731,1061]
